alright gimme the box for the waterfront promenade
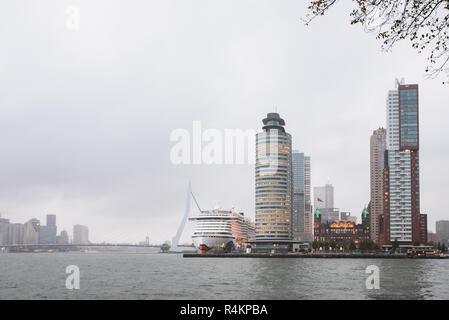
[183,252,449,259]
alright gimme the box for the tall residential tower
[380,81,426,245]
[255,113,293,250]
[304,156,313,241]
[370,128,386,243]
[292,151,305,241]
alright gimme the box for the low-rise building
[314,208,370,248]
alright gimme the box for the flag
[317,198,324,203]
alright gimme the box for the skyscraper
[39,214,57,244]
[57,230,69,244]
[436,220,449,246]
[303,156,313,241]
[73,225,89,244]
[47,214,56,227]
[314,184,334,210]
[370,128,386,243]
[380,81,425,245]
[292,151,312,241]
[292,151,305,241]
[0,217,10,246]
[255,113,293,249]
[23,218,40,245]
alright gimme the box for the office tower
[57,230,69,244]
[370,128,386,243]
[292,151,305,241]
[0,217,10,246]
[7,223,24,245]
[23,219,40,245]
[0,218,25,245]
[255,112,293,243]
[303,156,313,241]
[313,184,335,223]
[39,214,57,244]
[39,225,54,243]
[46,214,56,228]
[436,220,449,245]
[73,224,89,244]
[380,81,424,245]
[314,184,334,210]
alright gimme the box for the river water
[1,251,448,299]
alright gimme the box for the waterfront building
[39,214,57,244]
[46,214,56,228]
[56,230,69,244]
[0,218,26,245]
[303,156,313,241]
[380,81,426,245]
[314,208,370,248]
[370,128,386,243]
[254,112,293,252]
[292,151,305,241]
[7,223,24,245]
[436,220,449,245]
[23,219,40,245]
[0,217,10,246]
[73,224,89,244]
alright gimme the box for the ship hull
[192,236,235,253]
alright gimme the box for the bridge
[0,243,162,252]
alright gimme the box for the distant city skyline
[0,212,86,245]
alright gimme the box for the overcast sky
[0,1,447,244]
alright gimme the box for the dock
[183,252,449,259]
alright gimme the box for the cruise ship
[189,208,255,254]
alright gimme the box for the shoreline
[183,253,449,259]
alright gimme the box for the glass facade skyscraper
[292,151,305,241]
[303,156,313,240]
[292,151,312,241]
[380,82,425,245]
[255,113,293,241]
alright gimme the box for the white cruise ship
[189,208,255,254]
